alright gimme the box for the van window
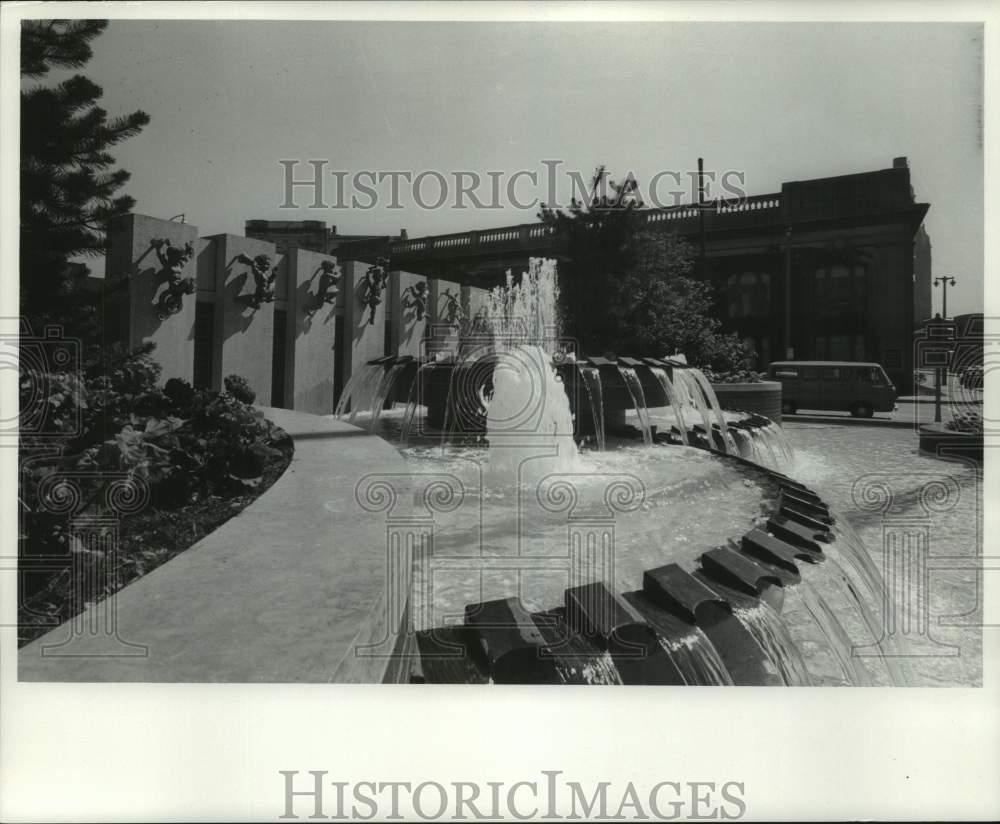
[821,367,843,381]
[802,366,819,380]
[858,366,890,385]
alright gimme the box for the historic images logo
[279,771,748,821]
[276,160,749,212]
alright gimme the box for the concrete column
[204,234,283,402]
[342,260,388,378]
[389,270,428,358]
[427,278,462,359]
[105,214,200,384]
[285,248,343,414]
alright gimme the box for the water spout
[480,258,581,482]
[687,369,739,455]
[660,628,735,685]
[648,366,691,447]
[400,362,434,446]
[579,366,607,451]
[368,360,410,433]
[735,602,813,685]
[617,366,654,446]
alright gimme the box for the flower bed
[18,346,293,646]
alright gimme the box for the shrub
[224,373,256,405]
[701,366,764,384]
[945,411,983,434]
[21,346,287,523]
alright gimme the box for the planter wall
[918,423,983,462]
[711,380,783,425]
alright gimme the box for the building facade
[104,158,928,412]
[249,157,931,388]
[247,157,931,387]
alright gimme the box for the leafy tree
[20,19,149,318]
[539,167,758,376]
[539,166,643,355]
[616,230,758,376]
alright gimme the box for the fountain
[337,258,904,685]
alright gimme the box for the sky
[45,20,984,315]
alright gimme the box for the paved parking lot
[787,373,982,427]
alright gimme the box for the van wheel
[851,402,874,418]
[781,401,797,415]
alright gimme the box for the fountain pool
[339,258,921,686]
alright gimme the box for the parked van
[766,361,897,417]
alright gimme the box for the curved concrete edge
[18,407,409,683]
[918,423,983,461]
[784,414,913,428]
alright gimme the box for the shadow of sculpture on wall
[440,287,465,330]
[149,238,196,321]
[223,255,258,337]
[399,280,429,348]
[300,259,341,336]
[234,253,277,311]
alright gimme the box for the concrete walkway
[19,408,407,682]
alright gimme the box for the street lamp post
[934,275,957,319]
[930,278,957,423]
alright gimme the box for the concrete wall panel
[287,248,343,413]
[106,214,199,384]
[389,270,428,358]
[342,260,387,377]
[205,234,282,401]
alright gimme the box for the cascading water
[348,364,386,425]
[734,602,814,686]
[757,423,790,466]
[648,366,691,446]
[579,366,607,451]
[795,579,875,686]
[733,429,754,460]
[480,259,581,483]
[660,629,735,686]
[828,520,887,607]
[674,369,718,448]
[485,345,580,481]
[367,361,409,433]
[400,362,435,446]
[802,555,906,686]
[617,366,655,446]
[334,361,379,418]
[687,370,738,455]
[755,427,781,467]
